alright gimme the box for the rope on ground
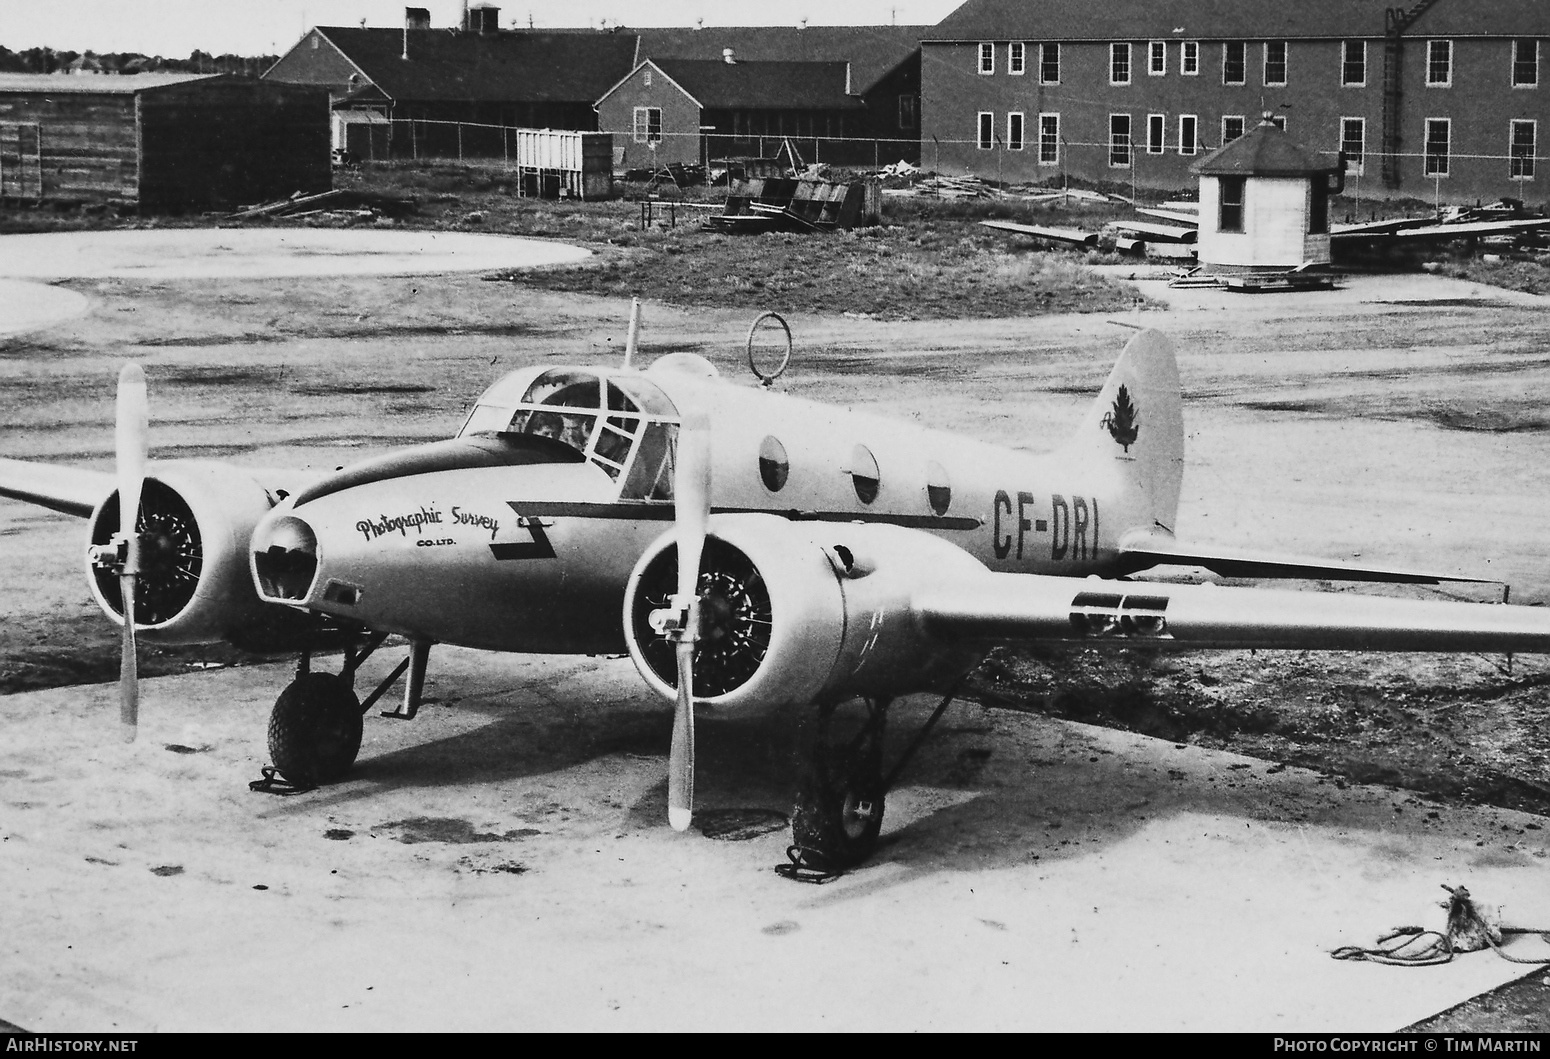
[1331,884,1550,966]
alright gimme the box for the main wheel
[267,672,363,787]
[790,746,886,870]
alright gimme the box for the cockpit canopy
[461,368,680,500]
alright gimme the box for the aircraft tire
[268,672,363,787]
[790,747,885,870]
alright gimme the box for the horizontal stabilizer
[1115,529,1493,585]
[0,457,112,518]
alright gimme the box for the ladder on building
[1381,0,1446,188]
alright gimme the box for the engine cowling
[86,461,300,647]
[624,514,989,709]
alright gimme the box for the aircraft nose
[252,514,318,602]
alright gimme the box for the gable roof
[1191,118,1338,176]
[643,59,865,111]
[926,0,1493,42]
[634,25,925,93]
[309,27,639,102]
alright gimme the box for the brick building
[921,0,1550,203]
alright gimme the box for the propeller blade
[116,363,148,744]
[667,411,712,832]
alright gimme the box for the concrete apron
[1,647,1545,1032]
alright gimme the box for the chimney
[404,7,431,30]
[466,3,501,34]
[845,62,852,95]
[723,47,736,64]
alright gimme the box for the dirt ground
[2,240,1550,1028]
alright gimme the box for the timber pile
[227,188,418,221]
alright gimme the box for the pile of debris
[703,176,880,234]
[227,189,418,223]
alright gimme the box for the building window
[1514,39,1539,86]
[1341,117,1365,174]
[1222,115,1245,143]
[979,42,995,74]
[1223,41,1246,84]
[1511,119,1536,179]
[1149,41,1166,75]
[978,111,994,150]
[1009,41,1025,74]
[1111,43,1131,85]
[1147,113,1165,153]
[1182,40,1199,75]
[1264,41,1287,85]
[1219,176,1245,232]
[897,94,918,130]
[1343,40,1366,85]
[1178,114,1197,155]
[1270,115,1287,131]
[1110,114,1132,167]
[1427,40,1452,86]
[1039,113,1060,164]
[632,106,661,144]
[1008,112,1025,150]
[1424,117,1450,174]
[1040,42,1060,83]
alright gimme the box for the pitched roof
[928,0,1437,42]
[648,59,865,110]
[1191,118,1338,176]
[1408,0,1550,36]
[634,25,925,93]
[312,27,639,102]
[0,72,214,94]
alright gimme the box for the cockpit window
[459,369,679,490]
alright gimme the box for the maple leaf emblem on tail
[1101,384,1140,452]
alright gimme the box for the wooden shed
[0,74,330,213]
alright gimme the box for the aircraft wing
[917,572,1550,653]
[0,457,113,518]
[1114,529,1494,585]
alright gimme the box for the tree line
[0,46,279,77]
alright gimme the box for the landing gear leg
[263,631,391,788]
[790,697,891,872]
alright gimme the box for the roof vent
[723,47,736,64]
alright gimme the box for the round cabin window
[925,460,951,515]
[758,435,789,492]
[850,444,880,505]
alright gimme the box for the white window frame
[1223,41,1246,85]
[1340,117,1366,175]
[1511,119,1537,179]
[1038,112,1060,165]
[979,42,995,75]
[1264,41,1287,86]
[1221,114,1245,144]
[1149,41,1166,76]
[1343,40,1367,86]
[1040,42,1060,84]
[1514,39,1539,87]
[632,106,661,144]
[1182,40,1199,75]
[1147,113,1166,153]
[1178,114,1198,156]
[977,111,995,150]
[1007,111,1025,151]
[1111,42,1132,85]
[1427,39,1452,86]
[1009,41,1026,75]
[1110,113,1132,168]
[1424,117,1451,174]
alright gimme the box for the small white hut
[1190,115,1344,272]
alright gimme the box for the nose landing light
[253,515,318,602]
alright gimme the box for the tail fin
[1064,328,1183,534]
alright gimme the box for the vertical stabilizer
[1064,329,1184,534]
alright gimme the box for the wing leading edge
[0,457,114,518]
[918,572,1550,654]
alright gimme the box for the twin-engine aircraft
[4,317,1549,870]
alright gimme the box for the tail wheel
[267,672,363,787]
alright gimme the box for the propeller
[115,363,148,743]
[667,411,712,832]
